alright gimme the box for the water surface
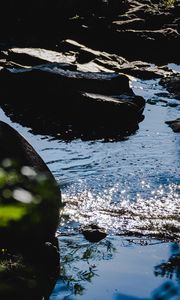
[0,72,179,299]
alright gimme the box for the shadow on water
[154,243,180,282]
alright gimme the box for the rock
[160,74,180,100]
[0,121,56,178]
[0,121,61,250]
[58,39,173,79]
[0,122,61,298]
[81,224,107,242]
[57,0,180,63]
[0,1,180,63]
[106,27,180,63]
[0,51,145,139]
[0,40,175,81]
[165,118,180,132]
[0,241,60,300]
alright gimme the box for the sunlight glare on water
[61,182,180,239]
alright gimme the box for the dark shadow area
[0,1,179,64]
[0,242,60,300]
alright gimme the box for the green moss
[163,0,176,6]
[0,160,61,249]
[0,206,27,227]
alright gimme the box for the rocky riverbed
[0,1,180,299]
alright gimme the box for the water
[0,72,179,299]
[51,237,180,300]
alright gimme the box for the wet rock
[81,224,107,243]
[0,49,145,139]
[5,47,76,67]
[160,74,180,100]
[58,39,173,79]
[4,40,172,80]
[112,18,146,30]
[165,118,180,132]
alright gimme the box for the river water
[0,69,179,299]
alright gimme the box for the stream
[0,67,179,299]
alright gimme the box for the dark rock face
[0,0,179,63]
[160,74,180,100]
[0,45,145,140]
[0,123,61,299]
[0,249,60,300]
[0,121,61,249]
[165,118,180,132]
[0,121,55,178]
[62,0,178,63]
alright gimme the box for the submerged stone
[81,224,107,243]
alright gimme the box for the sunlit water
[59,77,179,239]
[0,70,180,299]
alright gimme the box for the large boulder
[0,121,61,250]
[0,45,145,139]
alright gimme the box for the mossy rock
[0,121,62,251]
[0,160,61,250]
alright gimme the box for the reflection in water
[57,236,115,298]
[152,243,180,300]
[1,101,142,142]
[154,243,180,282]
[50,237,180,300]
[116,281,180,300]
[152,282,180,300]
